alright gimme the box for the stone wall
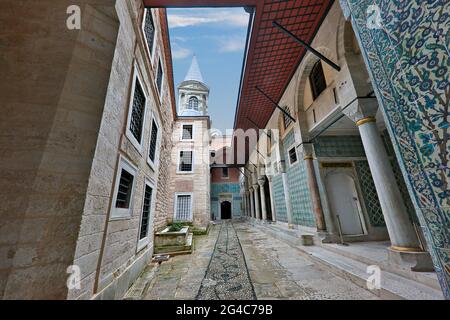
[70,1,176,300]
[0,0,175,300]
[169,118,211,228]
[0,0,118,299]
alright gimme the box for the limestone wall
[0,0,118,299]
[168,118,211,228]
[70,1,176,300]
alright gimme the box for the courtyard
[129,221,384,300]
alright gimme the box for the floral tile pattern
[340,0,449,298]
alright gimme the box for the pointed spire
[184,55,204,83]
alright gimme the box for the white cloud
[168,9,249,29]
[172,43,192,59]
[217,36,246,53]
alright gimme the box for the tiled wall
[210,183,242,219]
[272,174,288,223]
[314,135,366,157]
[283,131,315,227]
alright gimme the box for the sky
[167,8,250,133]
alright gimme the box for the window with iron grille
[129,79,146,143]
[283,106,293,129]
[175,194,192,221]
[182,124,193,140]
[148,119,158,163]
[143,9,155,56]
[179,151,193,172]
[139,184,153,240]
[116,169,134,209]
[310,60,327,99]
[188,97,199,110]
[288,147,298,165]
[222,167,229,178]
[156,60,163,95]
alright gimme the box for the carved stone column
[253,184,261,220]
[301,144,326,231]
[258,178,268,221]
[267,175,276,222]
[249,187,255,218]
[342,99,421,251]
[279,160,294,226]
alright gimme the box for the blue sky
[167,8,250,133]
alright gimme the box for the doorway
[221,201,232,220]
[324,167,366,236]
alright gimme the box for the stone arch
[337,18,373,97]
[294,46,335,140]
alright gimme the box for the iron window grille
[116,169,134,209]
[179,151,193,172]
[149,119,158,163]
[288,147,298,165]
[182,124,193,140]
[143,9,155,56]
[129,79,146,143]
[140,184,153,240]
[310,60,327,100]
[175,195,192,221]
[283,105,293,129]
[156,60,163,95]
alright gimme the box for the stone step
[254,222,444,300]
[316,242,441,291]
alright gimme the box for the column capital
[267,175,273,183]
[257,177,265,187]
[249,187,254,192]
[299,143,315,159]
[342,98,379,124]
[252,184,259,190]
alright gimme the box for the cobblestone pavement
[196,221,256,300]
[141,220,380,300]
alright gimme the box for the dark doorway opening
[264,176,272,221]
[221,201,232,220]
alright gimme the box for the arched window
[188,97,199,110]
[309,60,327,100]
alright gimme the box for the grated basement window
[149,119,158,162]
[288,147,298,165]
[156,60,163,94]
[175,195,192,221]
[116,169,134,209]
[310,60,327,100]
[129,79,146,143]
[179,151,193,172]
[143,9,155,56]
[140,185,153,240]
[182,125,193,140]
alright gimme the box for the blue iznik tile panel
[314,136,366,158]
[340,0,449,297]
[210,183,242,219]
[283,131,316,227]
[272,174,288,223]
